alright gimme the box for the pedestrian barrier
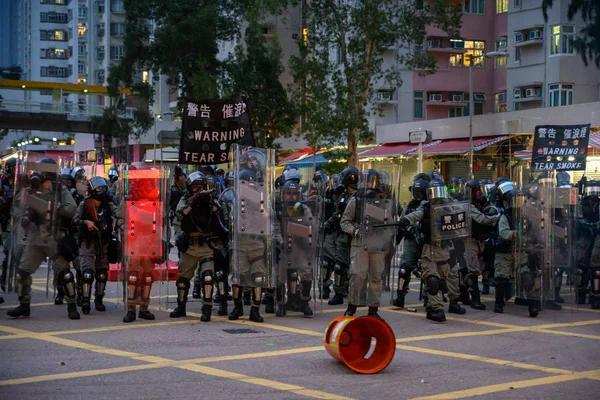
[323,315,395,374]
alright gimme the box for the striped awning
[405,136,509,155]
[590,133,600,149]
[359,140,441,158]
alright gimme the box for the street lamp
[153,114,162,166]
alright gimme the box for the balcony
[514,85,543,103]
[514,28,544,48]
[426,38,467,54]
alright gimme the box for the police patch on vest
[440,212,466,231]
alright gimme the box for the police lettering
[441,221,466,231]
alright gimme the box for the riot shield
[552,187,578,308]
[119,166,168,310]
[231,145,276,289]
[7,152,67,297]
[430,200,471,271]
[359,169,398,254]
[516,186,553,310]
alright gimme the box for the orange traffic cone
[324,315,396,374]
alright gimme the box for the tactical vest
[78,199,114,241]
[181,199,227,238]
[582,201,599,223]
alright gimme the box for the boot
[67,303,80,320]
[7,303,30,318]
[592,301,600,310]
[285,293,301,311]
[94,295,106,312]
[81,300,91,314]
[170,303,187,318]
[368,306,384,320]
[393,292,405,308]
[458,285,471,305]
[426,308,446,322]
[228,301,243,320]
[494,279,507,313]
[54,286,65,305]
[217,297,228,316]
[123,310,136,323]
[554,288,565,304]
[344,304,357,316]
[328,293,344,305]
[192,284,202,299]
[138,309,155,320]
[543,299,562,311]
[470,287,486,310]
[528,299,539,318]
[300,300,313,317]
[448,300,466,315]
[249,306,264,322]
[200,304,212,322]
[576,290,587,305]
[320,286,331,300]
[264,296,275,314]
[276,304,287,317]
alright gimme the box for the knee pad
[334,263,341,272]
[127,273,139,300]
[215,270,226,282]
[439,280,448,294]
[427,276,440,295]
[520,272,534,291]
[16,269,31,281]
[399,268,407,278]
[251,272,266,286]
[467,274,478,289]
[82,270,94,284]
[202,270,214,285]
[592,270,600,294]
[176,277,190,290]
[59,269,75,284]
[95,271,107,283]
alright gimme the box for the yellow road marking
[44,319,201,336]
[563,306,600,313]
[396,328,523,343]
[0,334,27,340]
[536,329,600,341]
[381,307,521,329]
[396,344,575,375]
[0,301,55,309]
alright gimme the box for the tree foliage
[543,0,600,67]
[221,11,297,148]
[288,0,461,167]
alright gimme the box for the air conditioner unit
[377,91,391,101]
[525,88,541,97]
[429,93,442,102]
[529,30,542,40]
[515,33,524,42]
[427,39,440,48]
[451,94,463,102]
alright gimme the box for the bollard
[323,315,396,374]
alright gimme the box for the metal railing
[0,99,135,119]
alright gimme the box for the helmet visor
[427,185,448,200]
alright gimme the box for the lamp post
[153,114,162,166]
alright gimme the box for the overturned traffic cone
[324,315,396,374]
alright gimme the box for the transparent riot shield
[119,166,168,311]
[552,187,578,308]
[7,152,68,298]
[277,196,320,312]
[231,145,276,290]
[516,185,553,310]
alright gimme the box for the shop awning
[359,141,441,158]
[590,133,600,149]
[279,148,317,163]
[285,154,329,168]
[406,136,509,155]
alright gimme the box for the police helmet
[186,171,207,193]
[239,149,265,173]
[89,176,109,199]
[238,169,256,182]
[556,171,571,188]
[537,171,554,188]
[4,158,17,177]
[35,158,58,183]
[341,167,360,190]
[449,177,466,201]
[411,179,429,201]
[466,179,488,206]
[283,168,302,183]
[427,171,444,183]
[225,171,235,188]
[583,180,600,199]
[216,168,225,176]
[413,172,430,182]
[70,165,85,181]
[275,174,285,189]
[426,179,447,200]
[108,166,119,181]
[282,180,301,207]
[60,167,75,188]
[205,174,221,195]
[198,165,215,176]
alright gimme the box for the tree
[221,14,297,148]
[288,0,461,167]
[99,0,247,149]
[542,0,600,67]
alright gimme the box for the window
[41,0,68,4]
[110,23,125,37]
[40,66,71,78]
[463,93,485,116]
[40,30,48,41]
[549,84,573,107]
[43,48,67,59]
[40,12,68,23]
[41,30,68,41]
[514,47,521,63]
[449,40,485,67]
[550,25,575,55]
[514,102,520,111]
[78,61,87,75]
[495,92,507,112]
[494,38,508,67]
[97,1,105,13]
[110,46,124,60]
[110,0,125,13]
[514,0,521,7]
[495,56,507,67]
[513,89,521,99]
[462,0,485,14]
[496,0,508,13]
[78,42,87,55]
[414,92,424,119]
[79,6,88,18]
[97,46,105,60]
[449,107,464,118]
[495,39,507,49]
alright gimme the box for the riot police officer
[493,178,517,313]
[73,176,120,314]
[7,158,80,320]
[400,179,467,322]
[170,166,187,261]
[463,180,500,310]
[0,158,16,301]
[172,172,228,321]
[577,179,600,309]
[327,168,359,306]
[393,176,428,308]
